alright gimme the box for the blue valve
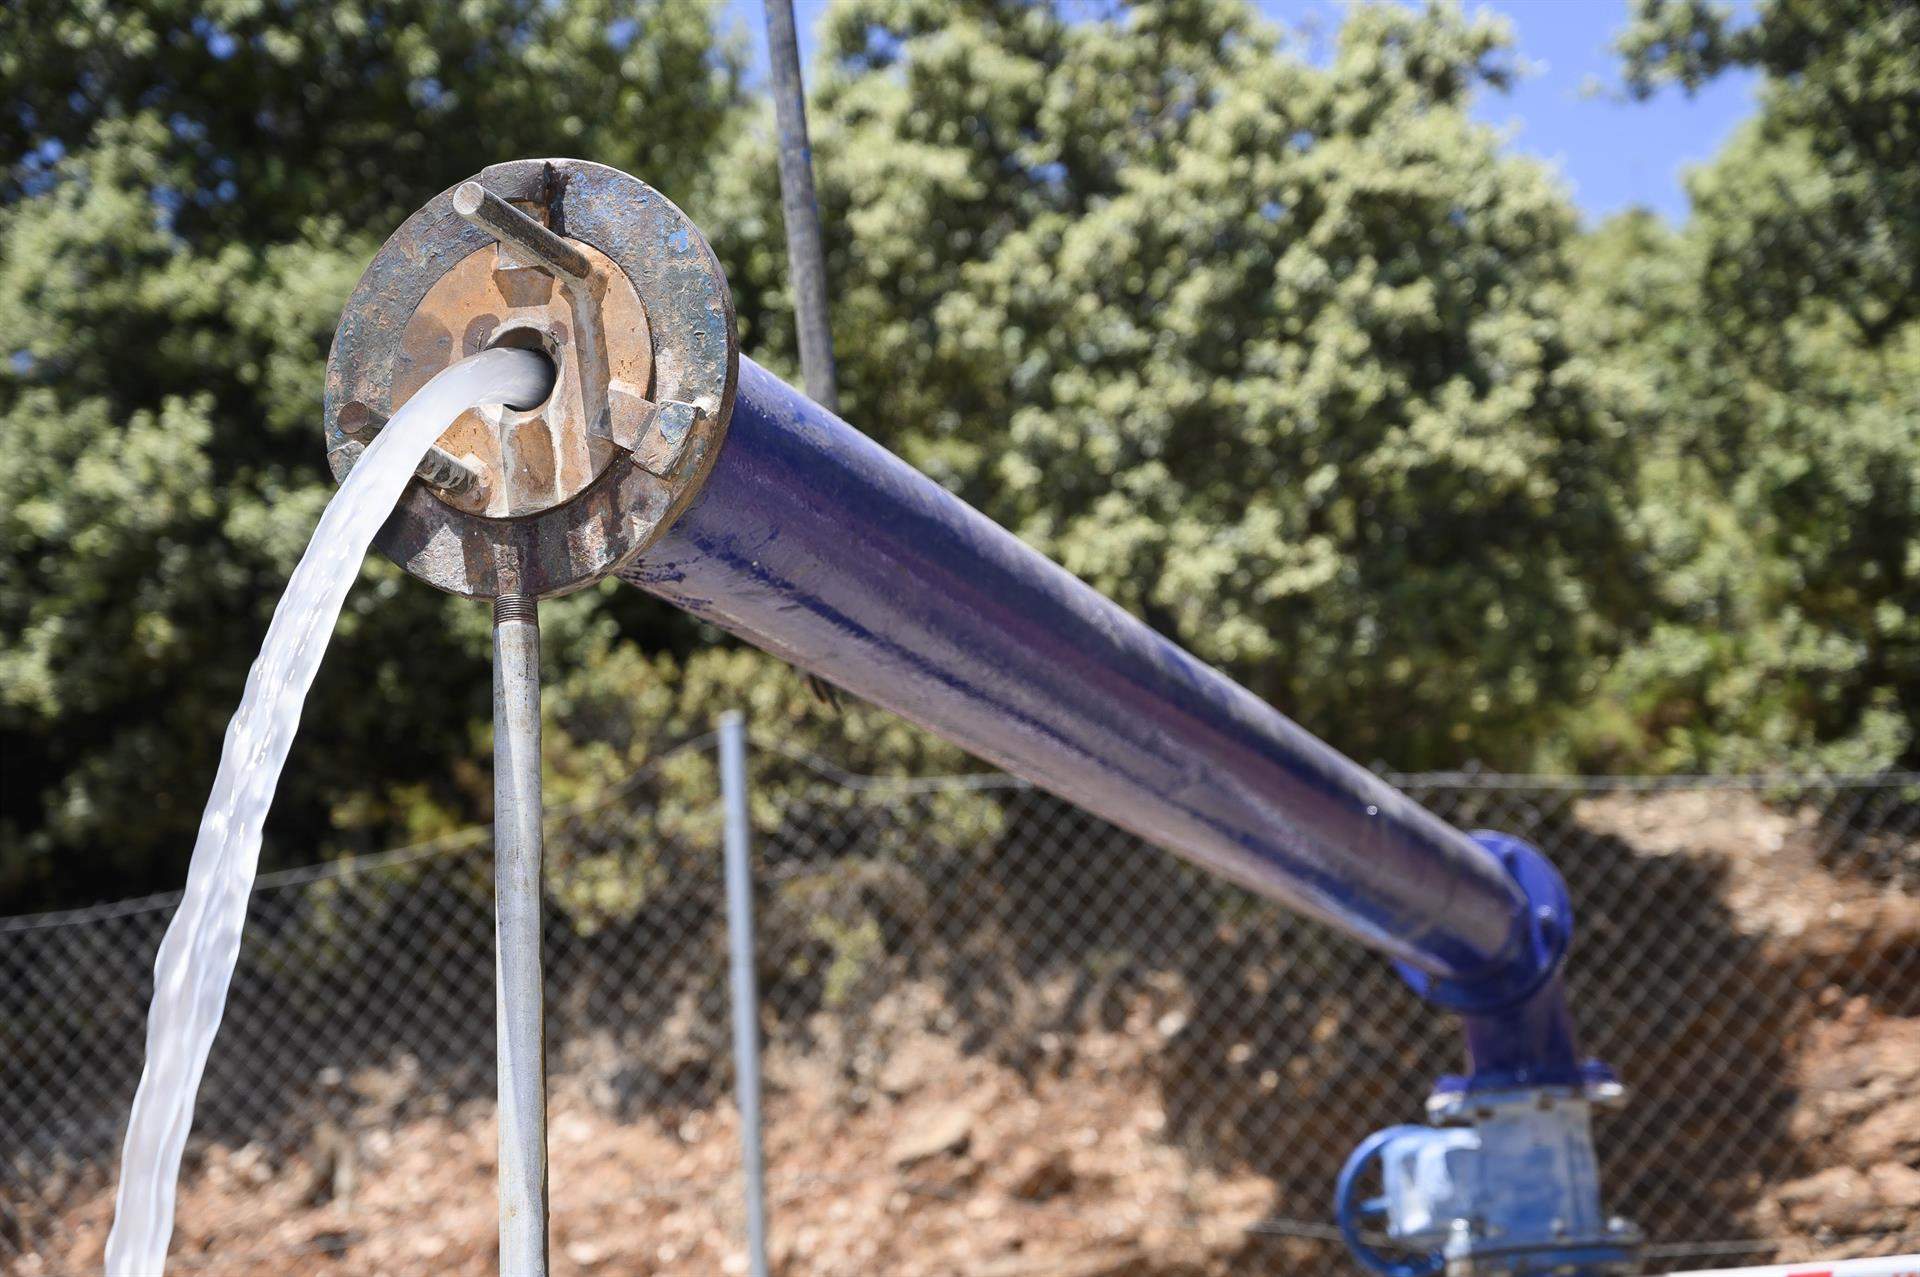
[1336,1126,1446,1277]
[1337,1089,1637,1277]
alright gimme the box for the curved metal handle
[1336,1127,1446,1277]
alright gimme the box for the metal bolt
[337,399,383,441]
[453,181,616,458]
[416,447,490,500]
[454,182,592,284]
[332,405,489,500]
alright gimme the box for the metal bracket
[452,181,706,478]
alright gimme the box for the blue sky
[718,0,1760,225]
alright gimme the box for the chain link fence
[4,732,1919,1274]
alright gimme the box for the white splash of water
[104,348,551,1275]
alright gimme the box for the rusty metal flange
[323,158,737,599]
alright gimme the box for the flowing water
[104,348,552,1276]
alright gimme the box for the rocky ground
[1749,1011,1920,1263]
[25,789,1920,1275]
[32,1002,1301,1276]
[1579,788,1920,1266]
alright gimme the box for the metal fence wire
[4,734,1919,1275]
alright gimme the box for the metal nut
[607,385,704,475]
[606,382,661,453]
[417,447,489,501]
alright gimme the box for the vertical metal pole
[719,711,770,1277]
[493,593,548,1277]
[762,0,840,412]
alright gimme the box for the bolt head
[337,400,385,441]
[492,259,556,308]
[607,387,704,475]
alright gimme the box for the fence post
[719,711,771,1277]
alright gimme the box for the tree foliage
[713,0,1638,770]
[1582,0,1920,770]
[7,0,1919,911]
[0,1,748,906]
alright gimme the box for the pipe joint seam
[1392,833,1572,1016]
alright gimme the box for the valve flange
[323,158,738,599]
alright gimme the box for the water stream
[104,349,552,1276]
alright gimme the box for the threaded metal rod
[492,592,547,1276]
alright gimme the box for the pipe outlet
[322,159,738,600]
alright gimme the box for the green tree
[714,0,1641,770]
[1582,0,1920,770]
[0,0,1681,915]
[1620,0,1920,348]
[0,1,749,908]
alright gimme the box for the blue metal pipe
[330,159,1617,1270]
[624,360,1571,1018]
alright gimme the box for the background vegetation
[3,0,1916,912]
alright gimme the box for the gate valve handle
[1336,1126,1446,1277]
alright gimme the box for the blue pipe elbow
[1395,833,1591,1092]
